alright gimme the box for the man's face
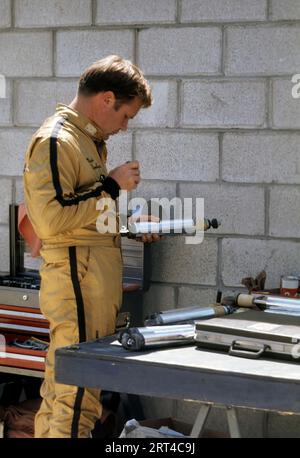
[96,95,143,139]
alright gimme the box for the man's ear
[102,91,116,108]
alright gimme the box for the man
[23,55,156,438]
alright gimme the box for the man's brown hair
[78,55,152,108]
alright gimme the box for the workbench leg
[226,407,241,438]
[190,403,211,438]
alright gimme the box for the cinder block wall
[0,0,300,437]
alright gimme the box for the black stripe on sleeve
[102,176,120,200]
[49,118,105,207]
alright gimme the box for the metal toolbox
[195,310,300,361]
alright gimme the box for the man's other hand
[108,161,140,191]
[128,214,163,244]
[140,232,162,243]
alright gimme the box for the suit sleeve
[23,133,119,240]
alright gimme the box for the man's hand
[140,232,161,243]
[128,214,163,243]
[108,161,140,191]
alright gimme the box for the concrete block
[143,284,176,317]
[175,400,209,424]
[152,237,218,285]
[15,79,78,127]
[15,178,24,204]
[0,0,11,27]
[138,27,221,75]
[271,0,300,20]
[235,408,265,438]
[135,132,219,181]
[96,0,176,25]
[177,286,217,308]
[0,32,52,77]
[56,30,134,77]
[0,129,36,176]
[131,80,177,128]
[222,238,300,289]
[176,403,265,437]
[267,411,300,438]
[269,186,300,238]
[0,226,9,273]
[272,79,300,129]
[182,80,266,128]
[0,80,12,126]
[132,180,177,202]
[175,401,228,436]
[226,26,300,75]
[0,179,12,224]
[179,183,265,235]
[15,0,92,27]
[181,0,266,22]
[139,396,174,420]
[106,132,132,170]
[223,133,300,184]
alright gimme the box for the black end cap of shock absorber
[121,328,145,351]
[210,218,220,229]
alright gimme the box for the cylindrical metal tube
[264,307,300,316]
[119,324,195,351]
[237,293,300,312]
[128,219,194,235]
[123,217,220,237]
[144,305,234,326]
[255,295,300,310]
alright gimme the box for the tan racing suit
[23,104,123,438]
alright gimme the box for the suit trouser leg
[34,244,122,438]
